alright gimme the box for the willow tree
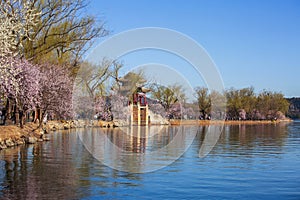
[225,88,242,119]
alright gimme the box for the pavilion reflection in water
[105,125,175,153]
[78,125,199,173]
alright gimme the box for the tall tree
[256,90,289,119]
[239,87,256,119]
[225,88,242,119]
[194,87,211,119]
[0,0,40,105]
[76,59,113,99]
[74,59,124,119]
[0,57,40,127]
[75,59,124,99]
[38,63,73,125]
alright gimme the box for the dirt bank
[0,122,47,150]
[0,119,121,151]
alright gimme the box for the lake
[0,121,300,199]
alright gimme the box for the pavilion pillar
[137,102,141,126]
[145,104,149,126]
[130,104,133,126]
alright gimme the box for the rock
[42,134,50,141]
[16,139,25,145]
[70,121,76,128]
[49,125,56,131]
[96,120,103,127]
[73,120,80,128]
[42,128,48,134]
[63,123,70,129]
[113,120,129,127]
[5,138,15,147]
[25,136,37,144]
[0,141,7,150]
[37,139,43,142]
[100,121,114,128]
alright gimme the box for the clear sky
[87,0,300,97]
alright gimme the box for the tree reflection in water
[0,123,292,199]
[77,126,199,173]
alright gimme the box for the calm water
[0,121,300,200]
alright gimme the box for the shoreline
[0,119,294,151]
[169,119,293,126]
[0,123,47,150]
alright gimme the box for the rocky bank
[0,122,50,151]
[0,118,292,151]
[0,119,141,151]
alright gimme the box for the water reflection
[77,126,199,173]
[210,123,290,161]
[0,137,81,200]
[0,122,296,199]
[199,125,223,158]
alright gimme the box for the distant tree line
[195,87,289,120]
[147,84,289,121]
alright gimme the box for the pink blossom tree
[94,96,113,121]
[94,92,130,121]
[148,102,167,118]
[167,103,182,119]
[0,57,40,127]
[110,93,130,121]
[73,95,95,119]
[37,63,73,125]
[14,58,40,127]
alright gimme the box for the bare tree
[75,58,126,99]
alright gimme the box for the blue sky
[87,0,300,97]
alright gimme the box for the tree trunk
[39,110,47,128]
[19,110,24,128]
[15,105,20,125]
[34,108,41,123]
